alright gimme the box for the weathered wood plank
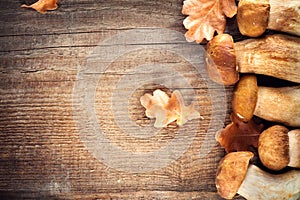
[0,0,242,199]
[0,191,230,200]
[0,0,184,35]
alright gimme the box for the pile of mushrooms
[206,1,300,199]
[214,75,300,199]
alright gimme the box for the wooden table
[0,1,240,199]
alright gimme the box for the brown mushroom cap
[237,0,270,37]
[216,151,254,199]
[232,74,258,122]
[258,125,290,171]
[205,34,239,85]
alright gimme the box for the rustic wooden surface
[0,0,243,199]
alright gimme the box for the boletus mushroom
[205,34,300,85]
[232,74,300,127]
[216,151,300,200]
[258,125,300,171]
[237,0,300,37]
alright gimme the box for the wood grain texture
[0,0,240,199]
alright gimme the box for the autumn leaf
[21,0,58,14]
[182,0,237,43]
[215,114,264,153]
[140,89,201,128]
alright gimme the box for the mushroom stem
[238,165,300,200]
[254,86,300,127]
[268,0,300,36]
[237,0,300,37]
[235,34,300,83]
[289,130,300,168]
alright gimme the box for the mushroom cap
[232,74,258,122]
[258,125,290,171]
[237,0,270,37]
[205,34,239,85]
[216,151,254,199]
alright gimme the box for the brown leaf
[215,113,264,153]
[21,0,58,14]
[182,0,237,43]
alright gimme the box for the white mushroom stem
[254,86,300,127]
[289,130,300,168]
[238,165,300,200]
[235,34,300,83]
[268,0,300,36]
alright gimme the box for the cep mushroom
[232,74,300,127]
[205,33,300,85]
[216,151,300,200]
[237,0,300,37]
[258,125,300,171]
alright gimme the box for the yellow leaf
[21,0,58,14]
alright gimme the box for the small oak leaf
[21,0,58,14]
[215,114,264,153]
[182,0,237,43]
[140,89,201,128]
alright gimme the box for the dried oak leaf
[140,89,201,128]
[215,113,264,153]
[21,0,58,14]
[182,0,237,43]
